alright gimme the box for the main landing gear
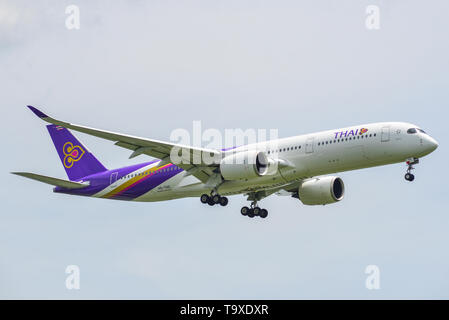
[240,201,268,219]
[200,193,229,206]
[404,158,419,182]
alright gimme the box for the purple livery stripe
[103,163,172,199]
[54,161,184,201]
[53,161,158,198]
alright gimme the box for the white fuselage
[109,122,438,202]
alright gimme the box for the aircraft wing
[27,106,220,183]
[245,180,302,202]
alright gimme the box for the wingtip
[10,172,23,177]
[27,105,48,118]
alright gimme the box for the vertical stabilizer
[46,124,107,181]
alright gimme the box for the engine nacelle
[298,176,345,205]
[220,150,269,180]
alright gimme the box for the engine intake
[298,176,345,205]
[220,150,269,180]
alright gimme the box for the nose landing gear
[404,158,419,182]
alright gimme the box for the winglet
[27,105,48,118]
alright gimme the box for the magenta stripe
[112,164,172,197]
[114,172,155,197]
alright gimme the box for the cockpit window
[417,128,426,134]
[407,128,417,134]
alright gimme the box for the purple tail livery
[46,124,107,181]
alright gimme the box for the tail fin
[46,124,107,181]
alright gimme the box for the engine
[220,150,269,180]
[298,176,345,205]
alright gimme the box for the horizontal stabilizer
[11,172,90,189]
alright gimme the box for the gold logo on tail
[63,142,85,168]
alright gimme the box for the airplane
[12,106,438,219]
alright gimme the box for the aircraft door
[305,137,315,154]
[381,126,390,142]
[110,172,118,187]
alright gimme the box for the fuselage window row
[267,145,301,154]
[318,133,377,146]
[120,166,182,180]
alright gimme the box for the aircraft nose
[425,136,439,152]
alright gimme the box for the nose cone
[424,136,439,153]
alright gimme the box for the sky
[1,0,448,299]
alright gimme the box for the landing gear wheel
[200,194,209,204]
[208,198,215,206]
[404,158,419,182]
[242,198,268,219]
[219,197,228,206]
[241,206,249,216]
[212,194,221,204]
